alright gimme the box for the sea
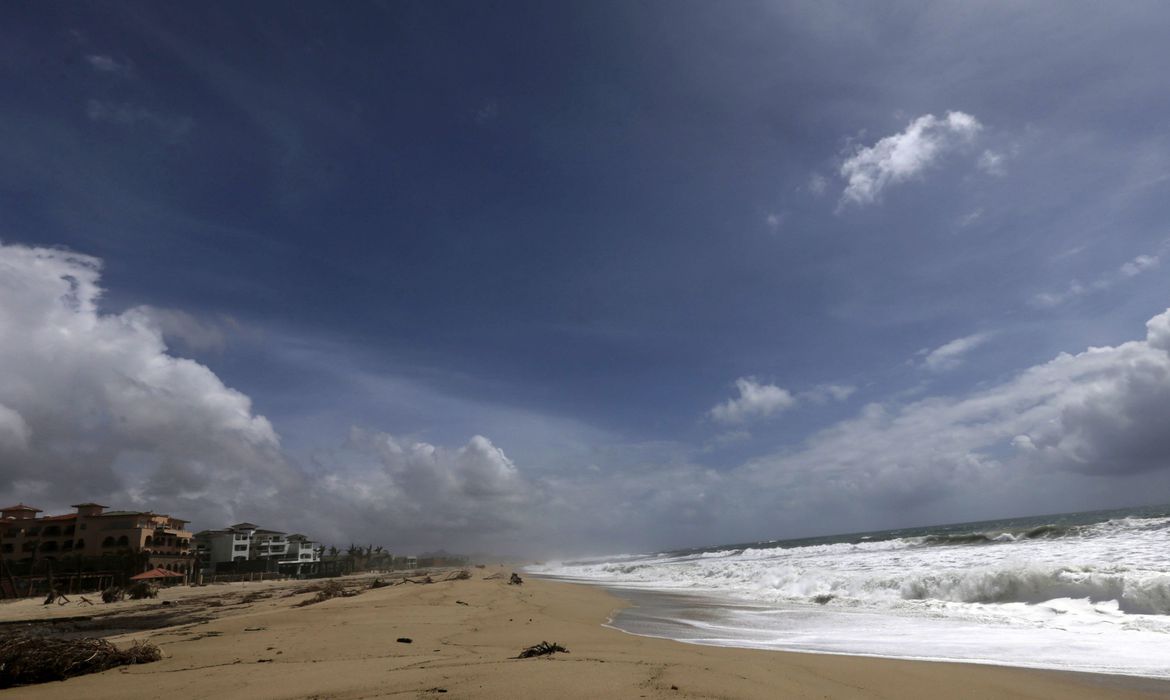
[529,504,1170,679]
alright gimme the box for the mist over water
[530,505,1170,678]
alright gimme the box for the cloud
[807,173,829,195]
[0,243,291,526]
[1032,250,1162,308]
[0,243,540,552]
[921,332,994,372]
[127,306,229,353]
[799,383,856,404]
[741,306,1170,525]
[977,149,1007,176]
[838,111,982,206]
[86,100,193,140]
[317,430,534,549]
[710,378,797,424]
[85,54,133,77]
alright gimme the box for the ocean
[529,504,1170,678]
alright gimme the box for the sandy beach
[2,568,1168,699]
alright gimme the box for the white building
[194,523,321,576]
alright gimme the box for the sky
[3,1,1170,556]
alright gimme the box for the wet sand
[2,567,1168,699]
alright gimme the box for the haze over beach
[4,1,1170,696]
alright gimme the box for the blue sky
[3,2,1170,554]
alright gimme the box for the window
[41,541,58,552]
[26,527,40,536]
[1,544,12,553]
[102,536,116,548]
[144,536,153,547]
[76,539,85,549]
[117,535,129,547]
[234,544,248,552]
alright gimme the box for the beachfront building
[0,502,196,576]
[194,523,321,576]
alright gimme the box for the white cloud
[85,54,133,77]
[977,149,1007,176]
[0,243,289,524]
[807,173,829,195]
[128,305,228,353]
[799,383,856,404]
[921,332,993,372]
[1120,254,1159,278]
[1032,251,1162,308]
[86,100,193,140]
[839,111,982,206]
[710,378,797,424]
[0,243,541,552]
[765,212,783,231]
[740,307,1170,524]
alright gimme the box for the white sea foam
[530,514,1170,677]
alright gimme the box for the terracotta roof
[0,504,42,512]
[39,514,78,521]
[129,567,185,580]
[70,502,108,508]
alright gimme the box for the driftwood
[509,573,523,585]
[0,636,161,688]
[294,580,360,607]
[517,641,568,658]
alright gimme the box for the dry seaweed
[0,636,161,688]
[516,641,568,658]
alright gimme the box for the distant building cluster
[0,502,325,580]
[193,522,321,577]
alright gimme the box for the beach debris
[396,637,413,644]
[426,688,449,693]
[101,586,125,603]
[509,573,524,585]
[42,589,70,606]
[294,580,361,607]
[449,569,472,580]
[244,627,266,632]
[368,578,391,589]
[482,572,504,580]
[516,641,568,658]
[456,600,469,606]
[78,596,94,606]
[811,594,835,605]
[0,636,161,688]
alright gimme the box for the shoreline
[582,582,1170,683]
[4,569,1169,698]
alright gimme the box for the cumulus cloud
[128,305,228,353]
[0,243,290,525]
[710,378,797,424]
[1032,250,1162,308]
[740,307,1170,526]
[920,332,994,372]
[315,430,533,550]
[0,242,538,551]
[839,111,982,206]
